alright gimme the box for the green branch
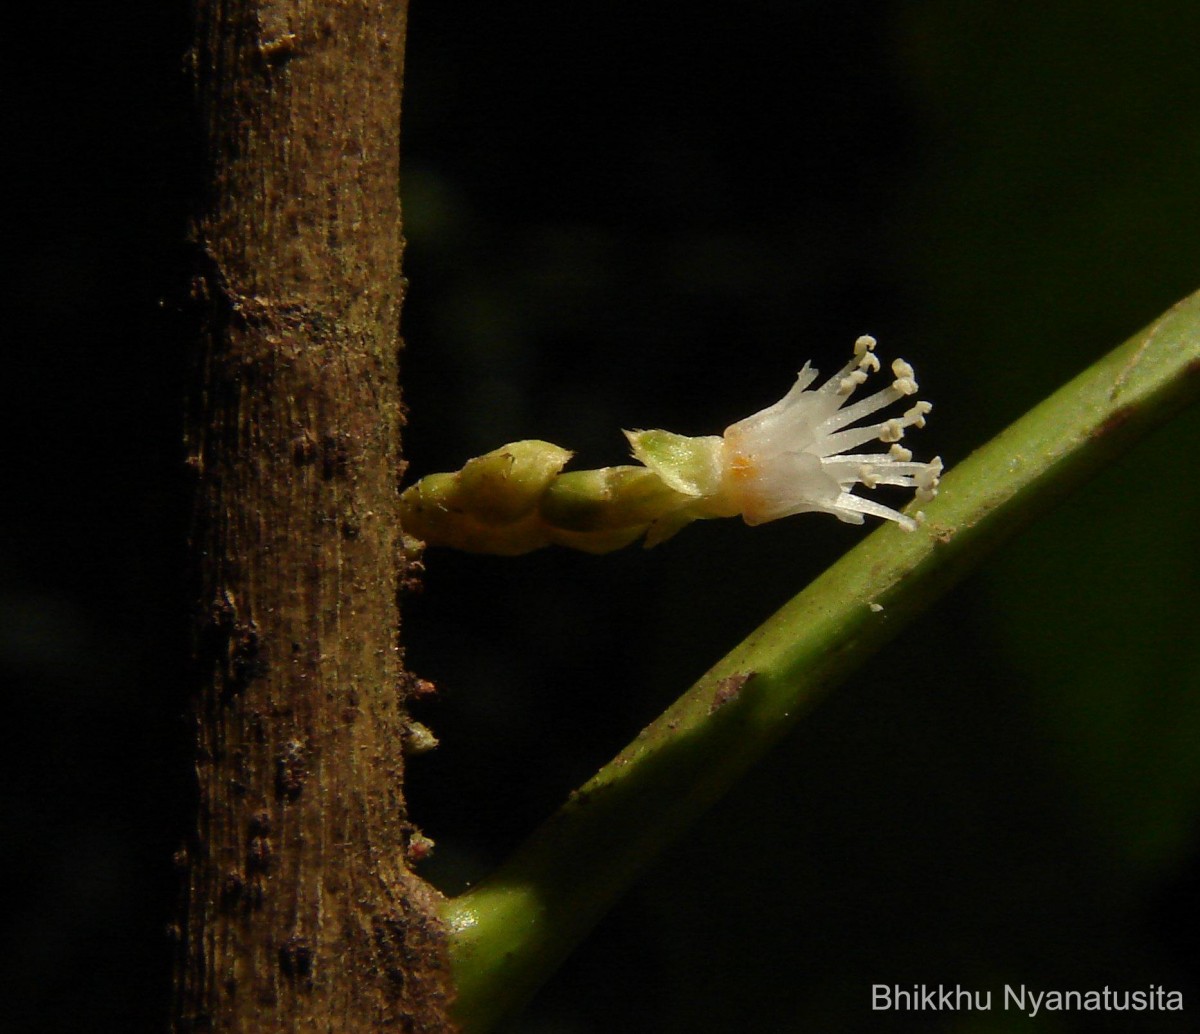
[440,289,1200,1032]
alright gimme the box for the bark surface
[176,1,452,1028]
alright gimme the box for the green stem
[441,289,1200,1032]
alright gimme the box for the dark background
[4,2,1199,1031]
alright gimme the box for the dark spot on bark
[228,747,251,788]
[372,916,410,991]
[341,519,360,539]
[245,881,265,911]
[709,672,755,714]
[320,432,350,480]
[228,622,266,695]
[258,34,299,69]
[247,834,272,874]
[275,741,308,801]
[219,872,244,912]
[279,935,314,981]
[248,711,268,744]
[198,591,267,702]
[291,432,317,466]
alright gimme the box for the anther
[890,359,918,395]
[837,369,869,395]
[904,401,932,427]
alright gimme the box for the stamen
[834,492,918,531]
[821,384,905,432]
[904,401,932,428]
[821,422,899,454]
[891,358,919,396]
[857,351,881,373]
[837,369,869,395]
[914,456,943,501]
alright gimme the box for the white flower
[719,336,942,532]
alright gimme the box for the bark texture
[176,1,452,1028]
